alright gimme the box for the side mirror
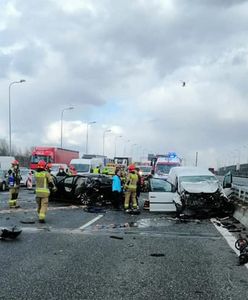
[151,170,155,175]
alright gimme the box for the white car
[148,167,233,216]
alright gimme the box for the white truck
[0,156,15,171]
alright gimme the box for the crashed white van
[148,167,233,216]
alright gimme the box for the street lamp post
[114,135,122,157]
[8,79,26,155]
[60,106,74,148]
[131,143,137,161]
[103,129,111,156]
[86,121,96,154]
[123,139,130,156]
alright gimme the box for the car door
[222,171,233,198]
[149,178,176,212]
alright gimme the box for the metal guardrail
[232,184,248,203]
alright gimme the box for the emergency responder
[135,167,142,209]
[56,165,67,177]
[8,160,22,208]
[112,169,122,209]
[35,160,56,223]
[93,166,100,174]
[68,165,77,175]
[124,164,138,212]
[46,163,52,173]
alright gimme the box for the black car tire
[80,192,91,205]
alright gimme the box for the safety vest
[126,173,138,191]
[93,167,99,174]
[35,171,50,198]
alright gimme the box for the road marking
[211,218,248,270]
[0,205,82,214]
[78,215,104,231]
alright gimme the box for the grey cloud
[0,53,11,77]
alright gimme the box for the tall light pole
[131,143,137,161]
[123,139,130,156]
[103,129,111,156]
[60,106,74,148]
[8,79,26,155]
[114,135,122,157]
[86,121,96,154]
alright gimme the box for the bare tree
[0,139,9,156]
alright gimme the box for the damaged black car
[50,174,114,206]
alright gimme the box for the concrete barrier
[231,184,248,227]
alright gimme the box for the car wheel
[79,192,90,205]
[2,182,6,191]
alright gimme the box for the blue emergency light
[168,152,177,158]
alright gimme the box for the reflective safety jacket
[125,172,138,191]
[8,167,21,187]
[35,171,54,198]
[93,167,100,174]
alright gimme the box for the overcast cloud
[1,0,248,167]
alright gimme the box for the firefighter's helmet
[128,164,136,171]
[37,160,46,169]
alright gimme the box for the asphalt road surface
[1,188,248,300]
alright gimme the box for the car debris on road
[0,226,22,240]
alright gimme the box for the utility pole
[195,151,198,167]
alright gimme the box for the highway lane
[1,188,248,299]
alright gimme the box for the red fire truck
[30,147,79,170]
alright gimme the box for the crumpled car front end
[179,181,233,217]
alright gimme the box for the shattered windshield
[179,175,218,184]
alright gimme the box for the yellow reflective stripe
[36,188,49,193]
[128,185,136,189]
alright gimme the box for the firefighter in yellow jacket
[124,164,138,212]
[35,160,56,223]
[8,160,22,208]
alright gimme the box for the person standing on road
[124,164,138,212]
[112,169,122,209]
[93,166,101,174]
[56,166,67,177]
[35,160,56,223]
[8,160,22,208]
[135,167,142,209]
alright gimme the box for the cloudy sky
[1,0,248,167]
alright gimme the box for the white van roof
[70,158,91,164]
[167,167,216,185]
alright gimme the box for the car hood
[181,181,219,194]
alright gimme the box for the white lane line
[78,215,104,231]
[211,218,248,270]
[0,205,82,214]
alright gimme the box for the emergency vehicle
[152,152,181,180]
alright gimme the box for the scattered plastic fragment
[20,219,35,224]
[110,235,123,240]
[150,253,165,257]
